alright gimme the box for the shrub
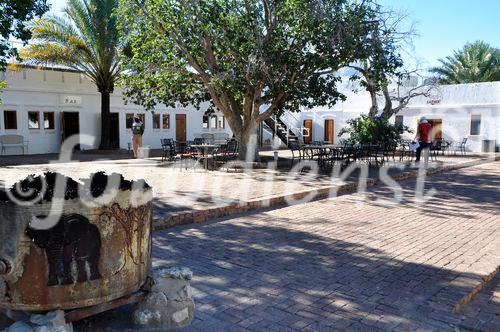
[338,114,411,146]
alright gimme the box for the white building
[276,81,500,153]
[0,65,231,155]
[1,65,499,155]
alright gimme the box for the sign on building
[61,95,82,105]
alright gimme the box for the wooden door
[176,114,187,141]
[109,113,120,149]
[324,119,334,144]
[303,119,313,144]
[428,119,442,140]
[61,112,80,150]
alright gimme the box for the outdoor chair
[430,140,443,161]
[458,138,468,155]
[289,141,303,167]
[213,140,238,165]
[160,138,176,161]
[318,146,343,170]
[448,138,467,156]
[377,143,396,163]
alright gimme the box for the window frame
[126,113,134,129]
[137,113,145,128]
[43,112,55,130]
[218,116,225,129]
[162,114,170,129]
[28,111,41,130]
[470,114,481,136]
[152,113,161,129]
[210,115,217,129]
[4,110,17,130]
[202,115,209,129]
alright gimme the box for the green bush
[338,114,411,146]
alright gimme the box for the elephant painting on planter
[25,214,102,286]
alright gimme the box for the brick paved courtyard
[0,152,493,220]
[1,156,499,331]
[146,161,500,331]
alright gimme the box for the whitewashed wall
[1,67,499,155]
[289,82,500,152]
[0,67,232,155]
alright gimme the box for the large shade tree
[21,0,122,149]
[1,0,49,69]
[118,0,387,159]
[431,41,500,84]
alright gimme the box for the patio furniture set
[290,138,468,170]
[160,137,239,170]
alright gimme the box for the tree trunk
[99,91,111,150]
[368,89,378,118]
[235,121,260,162]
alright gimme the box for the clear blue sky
[47,0,500,69]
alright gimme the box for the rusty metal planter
[0,186,153,312]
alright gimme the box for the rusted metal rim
[0,259,11,275]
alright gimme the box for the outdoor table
[190,144,218,169]
[301,145,344,165]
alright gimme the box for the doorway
[61,112,80,150]
[303,119,313,144]
[324,119,334,144]
[109,113,120,149]
[176,114,187,141]
[428,119,443,140]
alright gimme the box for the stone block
[5,311,73,332]
[134,267,195,330]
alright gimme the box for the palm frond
[431,41,500,84]
[21,0,122,89]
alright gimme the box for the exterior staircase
[263,113,302,147]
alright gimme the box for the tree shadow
[148,214,484,331]
[364,162,500,219]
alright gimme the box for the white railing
[278,111,304,145]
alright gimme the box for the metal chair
[160,138,175,161]
[289,141,303,168]
[430,140,443,161]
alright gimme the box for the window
[218,116,225,129]
[210,116,217,129]
[126,113,134,129]
[202,115,209,129]
[470,114,481,135]
[152,113,161,129]
[43,112,55,129]
[4,110,17,130]
[137,114,145,127]
[395,115,404,127]
[162,114,170,129]
[28,112,40,129]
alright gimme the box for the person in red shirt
[414,117,433,163]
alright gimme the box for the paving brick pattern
[152,161,500,331]
[459,274,500,331]
[0,153,493,221]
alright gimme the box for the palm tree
[431,41,500,84]
[21,0,121,149]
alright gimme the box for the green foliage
[116,0,387,150]
[338,114,411,146]
[21,0,122,91]
[431,41,500,84]
[0,0,49,69]
[0,80,7,104]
